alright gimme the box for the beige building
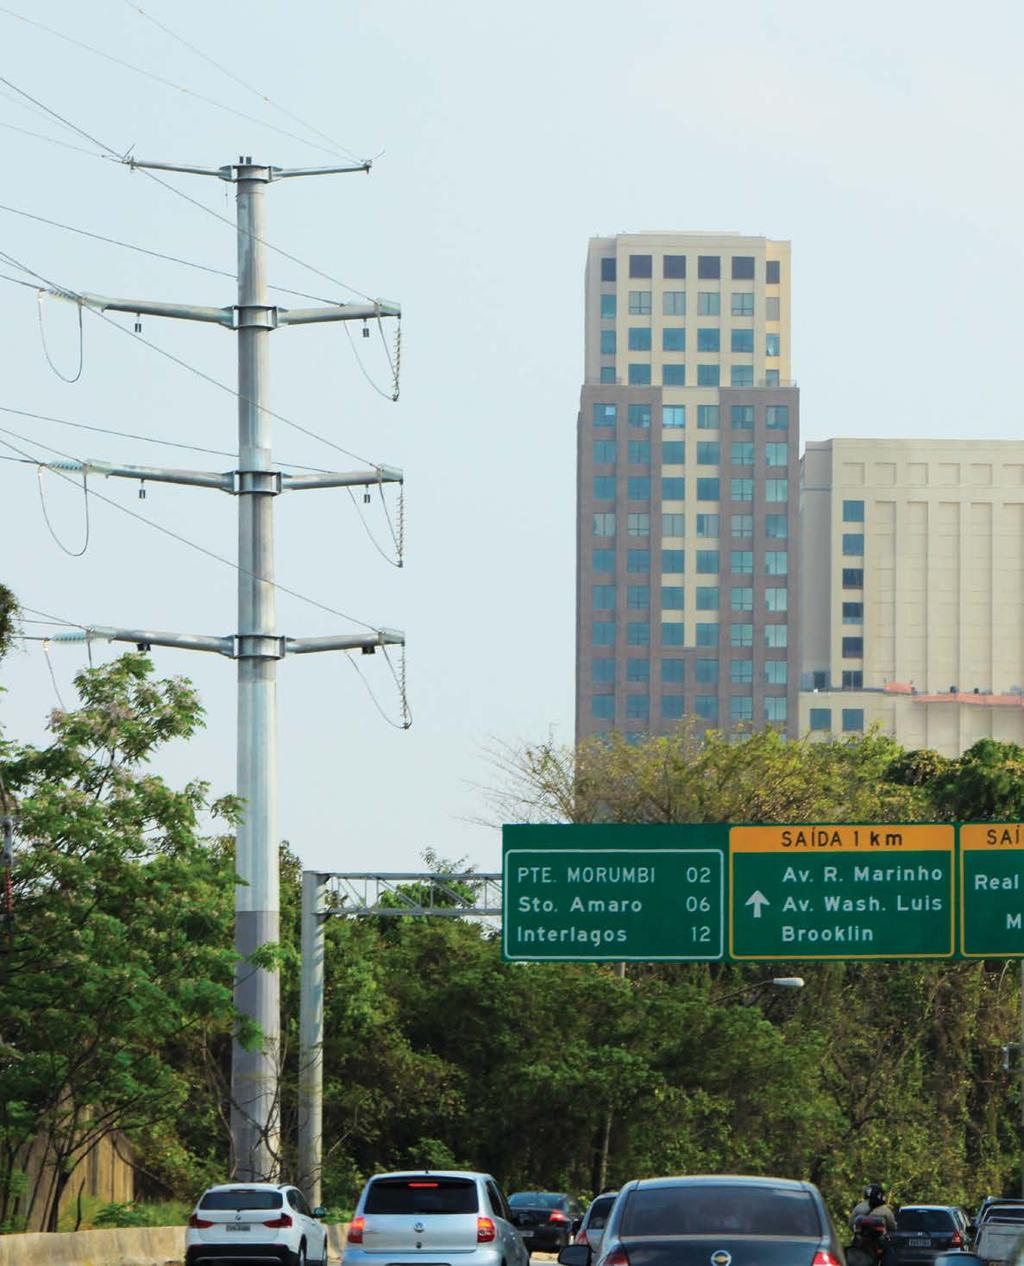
[800,438,1024,755]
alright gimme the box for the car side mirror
[312,1206,327,1219]
[559,1246,591,1266]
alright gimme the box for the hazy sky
[1,1,1022,876]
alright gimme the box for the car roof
[204,1183,290,1192]
[901,1205,958,1211]
[511,1191,570,1197]
[625,1175,812,1192]
[368,1170,487,1181]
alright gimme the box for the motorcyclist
[850,1182,897,1232]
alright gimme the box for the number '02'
[686,866,712,883]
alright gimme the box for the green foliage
[0,584,18,665]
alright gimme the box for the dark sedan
[509,1192,581,1253]
[558,1174,843,1266]
[889,1205,968,1265]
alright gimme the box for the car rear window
[898,1210,955,1232]
[510,1193,568,1210]
[200,1190,283,1210]
[620,1185,821,1237]
[986,1207,1024,1223]
[587,1197,617,1230]
[365,1178,478,1215]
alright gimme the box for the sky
[1,0,1023,877]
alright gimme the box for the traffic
[182,1171,1024,1266]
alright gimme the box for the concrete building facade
[576,232,800,743]
[800,437,1024,755]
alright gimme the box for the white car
[185,1182,328,1266]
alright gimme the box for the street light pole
[712,976,805,1006]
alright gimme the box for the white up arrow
[746,890,770,918]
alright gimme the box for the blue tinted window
[843,533,864,556]
[592,621,615,646]
[766,478,788,502]
[843,568,864,588]
[697,405,720,429]
[696,622,718,646]
[629,403,651,428]
[731,550,753,573]
[662,659,684,683]
[730,586,753,611]
[629,363,652,386]
[731,478,753,502]
[730,366,753,386]
[731,328,754,353]
[697,365,721,387]
[766,333,780,357]
[600,293,616,318]
[592,659,615,684]
[731,660,753,684]
[627,476,651,500]
[629,254,652,278]
[628,327,652,351]
[627,621,650,646]
[730,623,752,647]
[697,441,720,464]
[696,478,720,501]
[809,708,831,732]
[696,549,719,574]
[765,514,787,539]
[696,658,719,684]
[843,708,865,732]
[600,258,616,281]
[600,366,616,383]
[626,694,649,720]
[662,441,685,464]
[695,695,719,722]
[628,441,651,465]
[627,548,650,573]
[594,475,616,500]
[843,602,863,623]
[663,328,685,351]
[765,624,787,648]
[698,256,721,279]
[663,255,686,278]
[627,585,650,609]
[662,695,684,719]
[663,365,686,386]
[662,513,684,536]
[593,440,616,464]
[842,636,864,657]
[766,550,788,575]
[698,328,720,352]
[765,696,787,723]
[592,548,615,572]
[663,291,685,316]
[765,660,787,685]
[731,256,755,279]
[731,441,753,465]
[593,512,616,537]
[842,670,862,688]
[843,500,865,522]
[697,514,719,538]
[766,260,780,283]
[663,405,685,428]
[592,695,614,719]
[697,586,719,610]
[730,695,753,722]
[593,585,616,610]
[731,405,754,429]
[661,623,684,645]
[627,658,649,682]
[765,405,789,429]
[661,586,684,610]
[662,477,685,500]
[593,403,617,427]
[601,329,616,355]
[661,549,684,572]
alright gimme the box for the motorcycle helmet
[864,1183,885,1209]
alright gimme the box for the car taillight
[188,1214,214,1229]
[951,1230,963,1247]
[812,1253,842,1266]
[348,1216,365,1243]
[604,1246,630,1266]
[478,1217,497,1242]
[263,1213,293,1229]
[549,1210,571,1223]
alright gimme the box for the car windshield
[587,1197,617,1229]
[200,1190,283,1210]
[620,1185,821,1237]
[365,1178,478,1215]
[510,1193,567,1209]
[899,1210,954,1232]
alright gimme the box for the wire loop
[36,290,84,382]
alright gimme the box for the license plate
[908,1239,930,1247]
[225,1224,251,1233]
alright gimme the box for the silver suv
[345,1171,528,1266]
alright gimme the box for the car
[509,1192,583,1253]
[972,1202,1024,1266]
[344,1170,528,1266]
[558,1173,844,1266]
[889,1205,970,1264]
[185,1182,327,1266]
[574,1193,619,1259]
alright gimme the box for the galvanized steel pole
[298,871,328,1202]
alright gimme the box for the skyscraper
[576,232,800,744]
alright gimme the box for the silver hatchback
[345,1171,529,1266]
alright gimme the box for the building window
[697,586,719,610]
[627,548,650,573]
[696,658,719,684]
[698,256,721,279]
[662,548,684,572]
[765,660,788,685]
[593,548,615,572]
[697,405,721,429]
[766,333,780,357]
[628,440,651,465]
[626,585,650,610]
[663,405,685,428]
[628,290,652,315]
[600,293,617,319]
[628,327,652,351]
[663,365,686,387]
[730,365,753,387]
[731,404,754,429]
[663,327,685,352]
[600,366,616,383]
[662,513,684,537]
[593,585,616,610]
[766,260,781,284]
[593,403,617,428]
[661,477,685,501]
[730,328,754,354]
[731,550,753,573]
[662,441,685,464]
[600,257,617,282]
[765,405,789,429]
[698,328,721,352]
[592,658,615,684]
[766,296,780,319]
[731,478,753,502]
[626,693,649,719]
[730,695,753,722]
[663,291,686,316]
[765,624,788,648]
[662,659,684,683]
[695,695,719,722]
[600,329,617,355]
[765,514,787,540]
[593,440,616,465]
[842,636,863,657]
[731,623,753,647]
[622,406,648,432]
[661,586,684,610]
[627,512,650,536]
[843,499,865,522]
[730,514,754,538]
[661,622,684,645]
[629,364,652,386]
[842,567,864,588]
[843,533,864,556]
[663,254,686,278]
[593,512,616,537]
[766,478,788,502]
[766,587,788,612]
[731,293,754,316]
[628,621,650,646]
[592,620,615,646]
[697,514,720,538]
[731,441,754,465]
[594,475,616,500]
[696,478,720,501]
[765,696,787,724]
[629,254,652,278]
[842,670,863,688]
[730,586,753,611]
[765,443,788,468]
[765,550,788,575]
[662,695,684,720]
[730,659,753,684]
[843,708,865,732]
[697,441,721,465]
[626,658,649,683]
[843,602,863,624]
[696,622,719,645]
[592,694,615,719]
[696,549,720,574]
[627,476,651,501]
[809,707,831,732]
[697,291,721,315]
[731,255,755,279]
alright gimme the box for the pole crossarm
[70,290,235,326]
[50,627,234,656]
[125,157,372,181]
[35,458,401,494]
[41,457,232,491]
[287,629,404,655]
[281,465,402,491]
[277,301,400,325]
[317,871,502,918]
[49,626,404,659]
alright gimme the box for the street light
[712,976,805,1005]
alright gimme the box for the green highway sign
[729,824,955,960]
[961,823,1024,957]
[502,824,726,961]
